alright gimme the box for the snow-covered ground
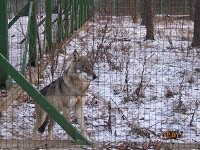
[1,15,200,146]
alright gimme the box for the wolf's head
[70,51,97,82]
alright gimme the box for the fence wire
[0,0,200,149]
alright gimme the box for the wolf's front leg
[48,117,56,140]
[63,108,74,142]
[75,98,91,142]
[32,109,47,140]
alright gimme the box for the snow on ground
[1,15,200,145]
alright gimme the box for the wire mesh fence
[0,0,200,149]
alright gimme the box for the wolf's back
[40,77,63,96]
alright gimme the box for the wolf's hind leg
[48,117,55,140]
[32,111,47,140]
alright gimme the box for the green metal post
[29,0,37,67]
[159,0,163,14]
[46,0,52,52]
[21,1,34,74]
[80,0,83,26]
[76,0,81,29]
[184,0,187,14]
[70,0,72,34]
[0,0,8,88]
[88,0,90,18]
[85,0,87,21]
[90,0,94,18]
[86,0,89,20]
[64,0,69,37]
[79,0,82,27]
[88,0,91,19]
[166,0,170,15]
[113,0,116,16]
[84,0,87,22]
[74,0,77,30]
[83,0,86,23]
[57,0,62,43]
[70,0,74,34]
[0,53,91,145]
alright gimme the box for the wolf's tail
[38,115,50,134]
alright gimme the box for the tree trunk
[141,0,146,25]
[189,0,195,20]
[191,0,200,47]
[144,0,154,40]
[131,0,138,23]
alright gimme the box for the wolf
[32,50,97,142]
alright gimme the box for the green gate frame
[0,0,8,88]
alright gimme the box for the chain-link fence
[0,0,200,149]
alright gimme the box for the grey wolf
[32,50,97,142]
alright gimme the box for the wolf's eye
[84,66,88,70]
[82,64,87,70]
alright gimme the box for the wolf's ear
[72,50,80,61]
[86,51,94,59]
[87,51,95,66]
